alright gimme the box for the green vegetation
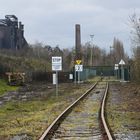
[107,104,140,133]
[88,76,101,82]
[0,79,18,96]
[106,83,140,138]
[0,82,93,139]
[0,100,64,139]
[0,54,51,73]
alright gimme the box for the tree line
[0,38,129,71]
[0,13,139,82]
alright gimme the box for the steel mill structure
[0,15,28,50]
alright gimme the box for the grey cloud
[0,0,140,56]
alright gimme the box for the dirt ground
[107,81,140,140]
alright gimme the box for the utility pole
[90,34,94,66]
[110,46,114,65]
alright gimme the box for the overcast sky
[1,0,140,56]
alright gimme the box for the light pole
[90,34,94,66]
[110,46,114,65]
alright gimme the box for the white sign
[75,65,83,72]
[52,57,62,64]
[53,74,56,84]
[69,74,73,80]
[52,57,62,71]
[119,59,125,65]
[114,64,119,70]
[52,65,62,71]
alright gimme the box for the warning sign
[76,60,82,65]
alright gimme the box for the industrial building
[0,15,28,50]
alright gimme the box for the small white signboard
[53,73,56,85]
[75,65,83,72]
[52,57,62,71]
[52,57,62,64]
[69,74,73,80]
[52,65,62,71]
[114,64,119,70]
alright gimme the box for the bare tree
[130,13,140,47]
[129,13,140,81]
[112,38,124,63]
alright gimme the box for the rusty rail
[101,82,113,140]
[39,81,113,140]
[39,82,98,140]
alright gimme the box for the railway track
[39,81,113,140]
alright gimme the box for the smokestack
[75,24,81,60]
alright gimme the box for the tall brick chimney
[75,24,81,60]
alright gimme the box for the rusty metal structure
[0,15,28,50]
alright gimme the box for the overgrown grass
[0,99,65,139]
[0,82,93,139]
[106,82,140,138]
[0,79,19,96]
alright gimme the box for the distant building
[0,15,28,50]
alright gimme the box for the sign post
[74,68,76,83]
[52,57,62,96]
[119,59,125,81]
[75,60,82,84]
[56,70,58,96]
[114,64,119,79]
[75,64,83,83]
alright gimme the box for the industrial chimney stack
[75,24,81,60]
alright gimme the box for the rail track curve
[39,81,113,140]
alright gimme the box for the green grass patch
[0,79,19,96]
[0,99,66,139]
[88,76,101,82]
[0,80,95,139]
